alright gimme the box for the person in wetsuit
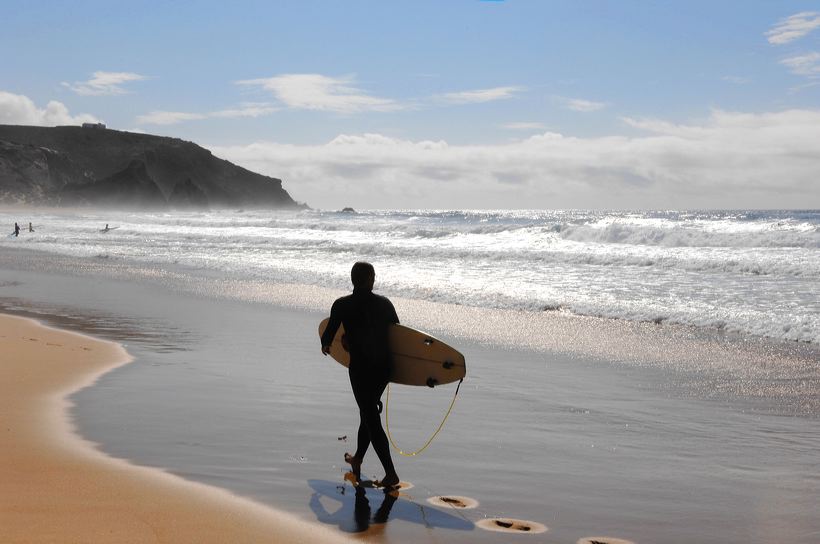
[321,262,400,488]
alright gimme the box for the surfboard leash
[384,378,463,457]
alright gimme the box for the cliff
[0,125,302,209]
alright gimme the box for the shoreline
[1,207,817,346]
[1,244,818,420]
[0,313,354,543]
[1,249,818,543]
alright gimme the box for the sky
[2,0,820,210]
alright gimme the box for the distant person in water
[13,222,19,237]
[321,262,400,489]
[28,222,33,233]
[102,224,109,232]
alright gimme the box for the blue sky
[2,1,820,208]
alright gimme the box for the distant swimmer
[13,222,20,237]
[321,262,400,490]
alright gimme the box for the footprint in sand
[577,538,636,544]
[476,518,547,534]
[426,495,479,509]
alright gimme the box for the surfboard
[318,318,466,387]
[100,226,119,233]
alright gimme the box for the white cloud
[789,80,820,94]
[210,103,279,119]
[439,86,522,104]
[136,111,207,125]
[209,109,820,210]
[722,75,750,84]
[237,74,402,113]
[766,11,820,45]
[780,52,820,77]
[0,91,99,125]
[136,103,278,125]
[620,116,709,138]
[563,97,607,112]
[502,122,547,130]
[62,71,147,96]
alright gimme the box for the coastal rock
[0,140,92,204]
[0,124,303,209]
[61,159,167,207]
[169,178,209,208]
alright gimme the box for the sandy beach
[0,313,353,543]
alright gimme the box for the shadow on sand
[308,479,475,535]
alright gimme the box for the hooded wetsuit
[321,287,399,474]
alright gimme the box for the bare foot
[377,473,400,489]
[344,452,362,479]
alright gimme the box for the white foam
[1,208,817,344]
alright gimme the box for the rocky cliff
[0,125,302,209]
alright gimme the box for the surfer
[13,222,20,237]
[28,222,34,233]
[321,262,400,489]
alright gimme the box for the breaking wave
[1,208,817,344]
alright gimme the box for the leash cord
[384,378,463,457]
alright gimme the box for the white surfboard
[318,318,466,387]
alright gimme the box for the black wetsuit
[321,288,399,473]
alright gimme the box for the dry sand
[0,313,353,544]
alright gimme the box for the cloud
[209,109,820,210]
[563,97,607,112]
[209,103,279,119]
[722,75,750,84]
[780,52,820,77]
[136,111,207,125]
[438,86,522,104]
[502,122,547,130]
[620,116,708,138]
[238,76,523,111]
[136,103,278,125]
[766,11,820,45]
[236,74,402,113]
[0,91,99,125]
[789,80,820,94]
[61,71,147,96]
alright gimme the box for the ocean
[3,208,818,344]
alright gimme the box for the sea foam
[1,209,818,344]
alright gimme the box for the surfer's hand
[322,345,331,356]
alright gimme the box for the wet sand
[0,313,353,543]
[1,249,819,543]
